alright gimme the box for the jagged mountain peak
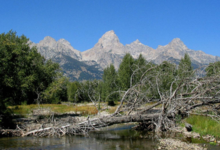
[156,38,188,52]
[103,30,116,36]
[81,30,124,68]
[39,36,57,47]
[43,36,56,42]
[168,38,187,48]
[99,30,118,40]
[96,30,122,48]
[131,39,143,45]
[134,39,140,43]
[58,38,71,45]
[171,38,181,42]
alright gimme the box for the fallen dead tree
[13,113,161,137]
[0,113,156,137]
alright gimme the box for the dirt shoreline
[158,138,207,150]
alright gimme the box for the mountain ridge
[29,30,220,80]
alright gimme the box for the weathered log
[79,113,160,128]
[15,113,161,137]
[22,124,71,137]
[187,99,220,111]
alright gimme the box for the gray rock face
[82,31,220,69]
[124,39,157,61]
[154,38,220,65]
[30,36,82,60]
[28,37,101,81]
[51,55,102,81]
[82,30,125,69]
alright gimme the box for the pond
[0,123,219,150]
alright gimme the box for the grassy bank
[185,115,220,137]
[8,103,99,116]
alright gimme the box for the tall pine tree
[118,53,135,90]
[102,64,119,104]
[178,53,194,80]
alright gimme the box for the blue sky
[1,0,220,56]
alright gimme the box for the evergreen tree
[158,61,177,93]
[118,53,135,90]
[132,54,147,85]
[132,54,158,85]
[102,64,119,104]
[176,53,195,96]
[178,53,194,80]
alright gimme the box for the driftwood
[3,112,161,137]
[0,129,22,137]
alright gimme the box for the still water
[0,124,218,150]
[0,124,157,150]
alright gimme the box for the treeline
[67,53,193,105]
[67,53,220,106]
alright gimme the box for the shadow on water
[0,123,219,150]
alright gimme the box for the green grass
[185,115,220,137]
[144,101,162,108]
[107,106,117,114]
[8,104,98,116]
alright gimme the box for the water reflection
[1,123,218,150]
[0,124,157,150]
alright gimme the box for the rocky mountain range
[29,30,220,81]
[29,37,102,81]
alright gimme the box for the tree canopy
[0,31,64,111]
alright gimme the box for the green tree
[0,31,63,108]
[118,53,135,90]
[43,76,69,104]
[67,81,80,102]
[76,80,100,103]
[178,53,194,80]
[102,64,119,104]
[158,61,177,93]
[205,61,220,77]
[132,54,156,85]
